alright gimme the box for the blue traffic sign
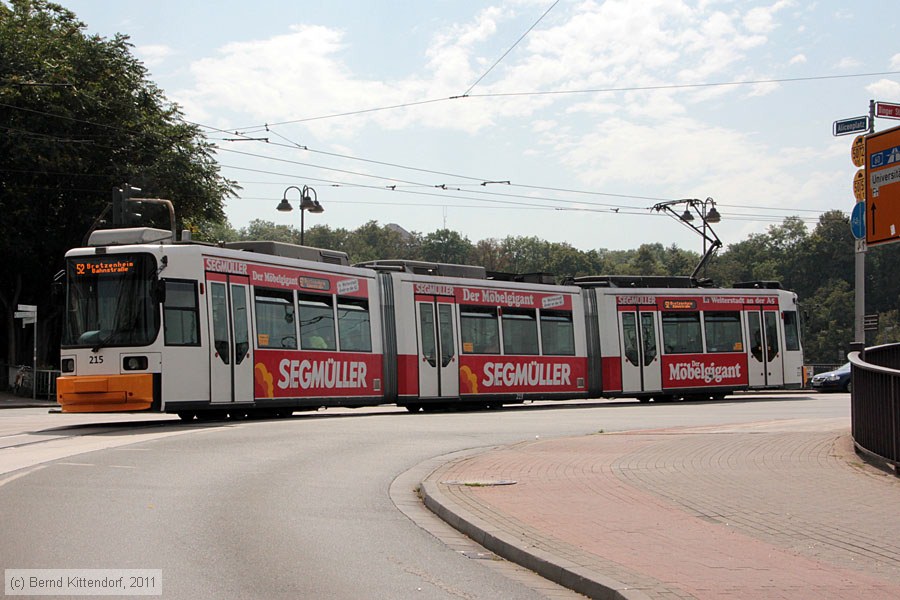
[833,116,869,136]
[851,201,866,239]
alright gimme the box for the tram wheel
[177,412,196,422]
[404,404,422,413]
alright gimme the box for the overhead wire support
[651,198,723,281]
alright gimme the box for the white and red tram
[56,229,803,417]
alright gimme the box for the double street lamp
[276,185,324,246]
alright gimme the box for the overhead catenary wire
[461,0,560,97]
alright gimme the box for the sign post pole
[855,101,875,345]
[15,304,38,400]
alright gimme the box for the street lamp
[277,185,324,246]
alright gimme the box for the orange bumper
[56,374,155,412]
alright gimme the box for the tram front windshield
[62,254,159,349]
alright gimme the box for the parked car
[810,362,852,392]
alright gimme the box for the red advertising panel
[617,294,779,310]
[454,285,573,310]
[204,256,369,298]
[458,356,586,395]
[661,354,748,388]
[253,350,382,398]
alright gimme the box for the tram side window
[704,311,743,353]
[255,289,297,349]
[540,310,575,356]
[163,280,200,346]
[662,312,703,354]
[460,306,500,354]
[299,293,336,350]
[337,298,372,352]
[502,308,539,355]
[783,310,801,352]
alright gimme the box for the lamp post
[277,185,324,246]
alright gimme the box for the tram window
[460,306,500,354]
[662,312,703,354]
[163,280,200,346]
[783,310,801,352]
[703,311,742,353]
[337,298,372,352]
[764,311,779,362]
[255,289,297,349]
[502,308,539,355]
[299,293,336,351]
[540,310,575,356]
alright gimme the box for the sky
[53,0,900,253]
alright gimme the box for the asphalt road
[0,393,849,599]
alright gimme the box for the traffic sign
[853,169,867,201]
[866,124,900,246]
[864,314,879,331]
[17,304,37,313]
[851,135,866,167]
[851,201,866,239]
[833,116,869,136]
[876,102,900,120]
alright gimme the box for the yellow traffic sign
[854,169,867,201]
[851,135,866,167]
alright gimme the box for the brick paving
[423,419,900,600]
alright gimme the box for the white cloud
[891,53,900,70]
[742,1,791,34]
[834,57,862,70]
[788,53,806,65]
[176,0,794,138]
[135,44,174,67]
[547,116,837,219]
[866,78,900,99]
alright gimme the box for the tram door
[415,296,458,398]
[208,276,253,404]
[746,309,784,387]
[618,309,662,394]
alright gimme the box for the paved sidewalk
[422,419,900,600]
[0,389,58,409]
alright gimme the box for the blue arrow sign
[851,201,866,239]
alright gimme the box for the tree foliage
[0,0,237,365]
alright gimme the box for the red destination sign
[876,102,900,120]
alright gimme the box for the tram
[56,228,803,418]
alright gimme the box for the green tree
[421,229,473,265]
[239,219,297,243]
[0,0,237,366]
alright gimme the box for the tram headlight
[123,356,148,371]
[61,358,75,373]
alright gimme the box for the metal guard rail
[849,344,900,475]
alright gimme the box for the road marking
[0,465,45,488]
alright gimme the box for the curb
[421,473,650,600]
